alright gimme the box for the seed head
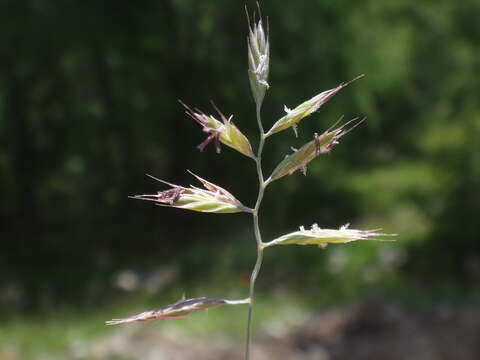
[106,296,248,325]
[266,75,364,137]
[247,7,270,106]
[263,223,396,248]
[268,117,365,182]
[131,172,249,214]
[181,101,254,158]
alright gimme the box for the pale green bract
[220,118,255,158]
[268,117,363,182]
[263,223,396,248]
[268,130,339,182]
[130,172,250,214]
[266,84,345,137]
[182,101,255,158]
[248,17,269,106]
[265,75,364,137]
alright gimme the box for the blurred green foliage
[1,0,479,311]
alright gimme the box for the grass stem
[245,102,267,360]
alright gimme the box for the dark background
[1,0,479,313]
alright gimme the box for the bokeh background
[1,0,479,358]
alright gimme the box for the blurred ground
[3,297,479,360]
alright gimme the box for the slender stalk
[245,103,267,360]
